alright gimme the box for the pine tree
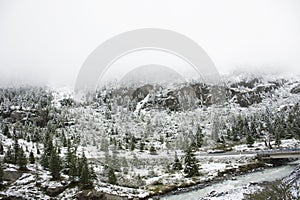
[184,147,199,177]
[139,141,145,152]
[196,126,204,148]
[78,151,87,178]
[36,143,40,154]
[80,162,92,189]
[130,136,135,151]
[17,148,27,170]
[232,127,239,141]
[78,151,93,188]
[172,151,182,171]
[246,133,255,147]
[62,134,67,147]
[4,146,14,164]
[41,133,53,169]
[0,141,4,155]
[69,155,77,181]
[29,151,35,164]
[250,121,258,139]
[149,145,157,155]
[108,167,117,184]
[118,141,123,150]
[0,161,3,184]
[66,146,77,180]
[13,138,20,164]
[49,148,61,180]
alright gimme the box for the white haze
[0,0,300,87]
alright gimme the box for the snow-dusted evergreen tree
[108,167,117,185]
[29,151,35,164]
[17,148,27,170]
[4,146,13,164]
[184,147,199,177]
[49,147,61,179]
[195,126,204,148]
[13,138,20,164]
[172,151,182,171]
[66,144,77,181]
[80,162,93,189]
[41,131,53,169]
[0,141,3,155]
[149,145,157,155]
[246,133,255,147]
[0,161,3,184]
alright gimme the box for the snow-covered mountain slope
[0,74,299,199]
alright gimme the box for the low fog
[0,0,300,87]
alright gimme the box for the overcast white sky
[0,0,300,87]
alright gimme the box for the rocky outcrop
[105,77,288,110]
[230,90,262,107]
[159,92,180,111]
[230,78,261,89]
[291,84,300,94]
[228,82,278,107]
[132,84,154,102]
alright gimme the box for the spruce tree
[0,161,3,184]
[80,162,92,189]
[0,141,4,155]
[130,137,135,151]
[196,126,204,148]
[13,138,20,164]
[108,167,117,184]
[172,151,182,171]
[17,148,27,170]
[36,143,40,154]
[66,146,77,180]
[69,155,77,181]
[78,151,93,188]
[139,141,145,152]
[250,121,258,139]
[149,145,157,155]
[78,151,87,178]
[29,151,35,164]
[246,133,255,147]
[4,146,14,164]
[62,134,67,147]
[49,148,61,180]
[41,134,53,169]
[184,147,199,177]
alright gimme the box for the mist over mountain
[120,64,186,86]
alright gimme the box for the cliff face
[105,76,297,111]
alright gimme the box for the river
[161,161,299,200]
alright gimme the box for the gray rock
[291,84,300,94]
